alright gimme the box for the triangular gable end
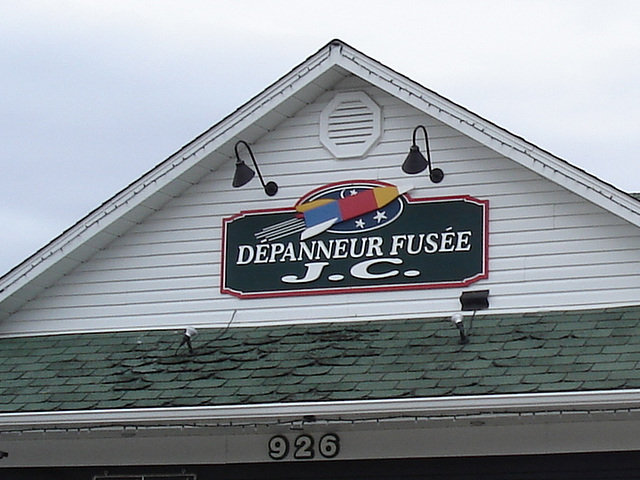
[1,39,640,328]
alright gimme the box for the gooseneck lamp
[233,140,278,197]
[402,125,444,183]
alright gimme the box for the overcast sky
[1,0,639,275]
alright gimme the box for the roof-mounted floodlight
[450,312,470,345]
[401,125,444,183]
[177,327,198,355]
[233,140,278,196]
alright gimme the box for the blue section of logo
[303,200,341,227]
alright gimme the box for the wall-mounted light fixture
[401,125,444,183]
[460,290,490,312]
[450,290,490,345]
[233,140,278,196]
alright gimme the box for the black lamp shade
[402,145,428,174]
[402,126,445,183]
[232,160,255,188]
[232,140,279,196]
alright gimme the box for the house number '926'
[268,434,340,460]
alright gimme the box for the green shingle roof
[1,305,640,413]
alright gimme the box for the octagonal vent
[320,91,381,158]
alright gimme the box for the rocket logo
[297,182,409,238]
[256,181,410,242]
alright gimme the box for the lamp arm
[235,140,267,190]
[247,146,268,191]
[412,125,434,174]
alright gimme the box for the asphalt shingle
[1,305,640,413]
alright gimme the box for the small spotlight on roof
[450,312,469,345]
[177,327,198,355]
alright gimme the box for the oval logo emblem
[301,181,404,235]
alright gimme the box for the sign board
[221,181,488,298]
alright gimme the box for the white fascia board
[334,44,640,228]
[0,44,337,310]
[2,390,640,431]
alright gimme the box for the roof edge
[0,41,341,313]
[2,389,640,431]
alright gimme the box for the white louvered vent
[320,92,381,158]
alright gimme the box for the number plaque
[268,433,340,460]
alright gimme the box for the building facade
[2,40,640,479]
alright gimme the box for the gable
[2,72,640,336]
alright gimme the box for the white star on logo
[355,218,366,229]
[349,189,359,196]
[373,210,387,223]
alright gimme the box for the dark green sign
[221,181,488,298]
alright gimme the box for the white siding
[3,75,640,335]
